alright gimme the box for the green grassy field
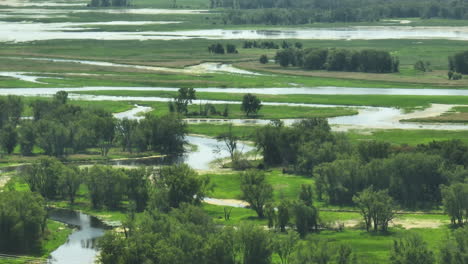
[2,37,468,89]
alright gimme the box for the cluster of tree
[243,40,302,49]
[22,158,208,212]
[255,119,468,211]
[0,92,187,158]
[186,103,230,117]
[275,48,399,73]
[88,0,129,7]
[0,190,47,254]
[208,43,238,54]
[216,0,468,25]
[95,166,355,264]
[244,40,279,49]
[99,205,358,264]
[353,187,395,232]
[169,89,261,118]
[255,118,351,172]
[449,51,468,79]
[389,227,468,264]
[448,71,463,80]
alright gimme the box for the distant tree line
[216,0,468,25]
[208,43,238,54]
[88,0,129,7]
[275,48,399,73]
[0,92,187,158]
[243,40,302,49]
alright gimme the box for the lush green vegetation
[74,90,468,111]
[276,48,399,73]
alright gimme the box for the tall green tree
[241,93,262,117]
[0,123,17,154]
[0,190,47,254]
[353,186,395,232]
[240,169,273,218]
[441,183,468,226]
[86,165,128,209]
[151,164,210,210]
[237,223,272,264]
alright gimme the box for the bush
[259,55,269,64]
[453,72,463,80]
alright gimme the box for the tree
[441,183,468,226]
[34,120,69,157]
[58,166,81,204]
[277,199,290,232]
[290,239,332,264]
[18,120,35,156]
[24,158,64,199]
[174,87,196,114]
[116,118,138,152]
[216,124,239,163]
[0,190,47,254]
[237,223,272,264]
[240,169,273,218]
[152,164,210,210]
[357,140,390,162]
[352,187,395,232]
[293,202,319,238]
[274,232,299,264]
[260,55,269,64]
[92,112,116,157]
[54,91,68,105]
[126,167,150,212]
[86,165,128,209]
[0,123,17,154]
[439,226,468,264]
[389,233,435,264]
[241,93,262,117]
[226,44,238,54]
[298,184,313,206]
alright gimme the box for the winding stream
[1,87,467,130]
[47,209,108,264]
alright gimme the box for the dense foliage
[275,48,399,73]
[255,119,468,210]
[0,92,187,157]
[0,190,47,254]
[216,0,468,24]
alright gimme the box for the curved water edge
[0,86,466,130]
[4,23,468,42]
[4,57,262,76]
[5,86,468,96]
[47,208,109,264]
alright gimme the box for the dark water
[47,209,109,264]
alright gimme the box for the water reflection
[47,209,108,264]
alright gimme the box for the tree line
[275,48,399,73]
[0,92,187,158]
[254,119,468,212]
[88,0,129,7]
[216,0,468,25]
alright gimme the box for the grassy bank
[75,90,468,110]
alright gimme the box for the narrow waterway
[47,209,108,264]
